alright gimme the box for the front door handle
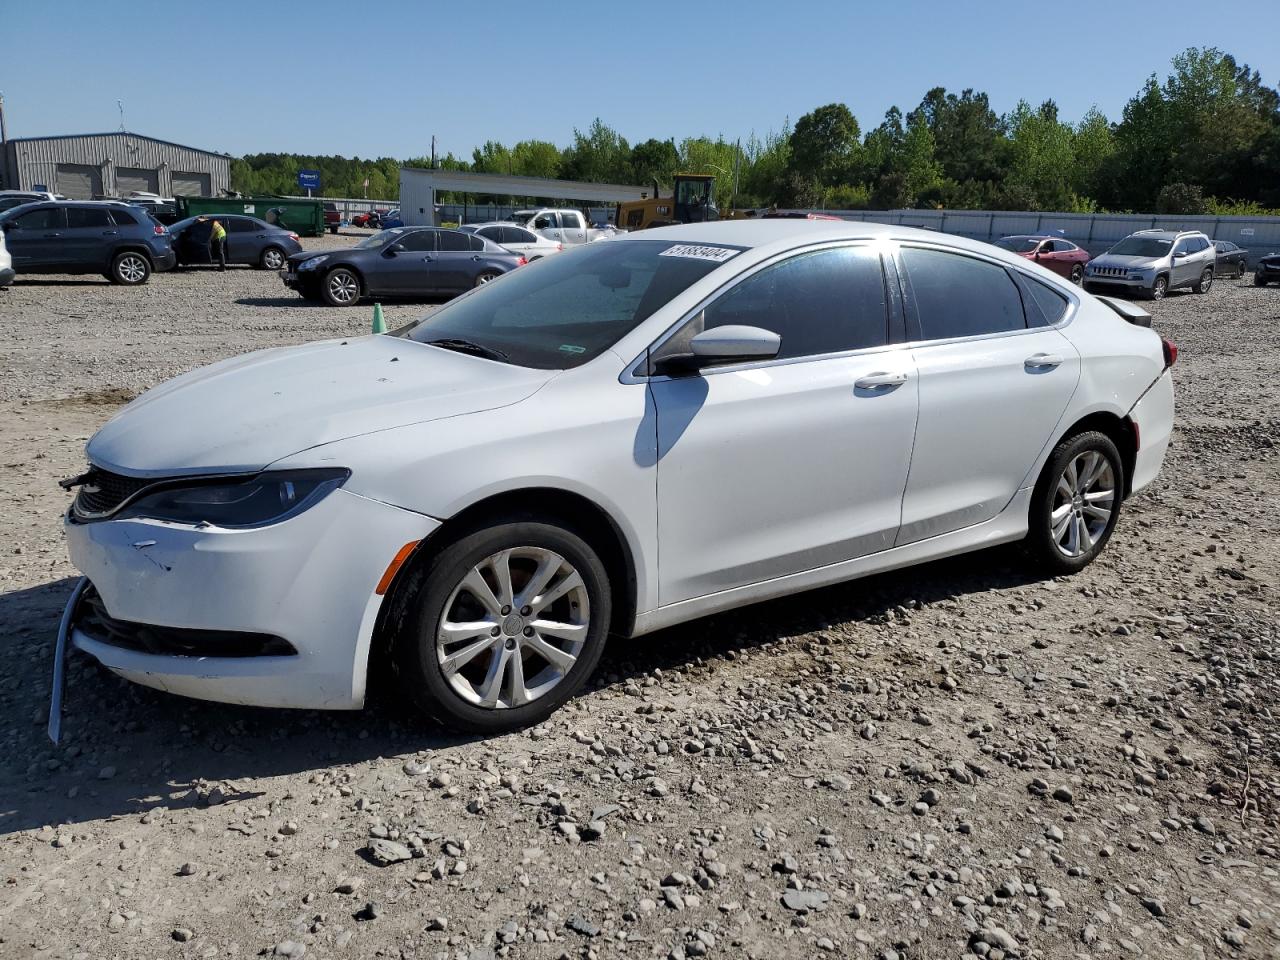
[101,230,119,236]
[854,371,909,390]
[422,256,433,262]
[1025,353,1065,369]
[43,232,62,238]
[471,255,481,261]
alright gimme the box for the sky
[4,0,1277,162]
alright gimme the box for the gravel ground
[0,242,1278,960]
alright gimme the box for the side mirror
[1173,250,1187,258]
[655,325,781,375]
[386,243,405,255]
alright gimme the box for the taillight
[517,256,528,266]
[557,243,563,251]
[1161,338,1178,367]
[153,224,166,235]
[288,233,300,241]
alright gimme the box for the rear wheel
[391,520,611,733]
[1024,431,1123,575]
[1192,268,1213,294]
[109,251,151,285]
[474,270,501,287]
[1069,263,1084,284]
[329,224,339,235]
[259,246,285,271]
[321,267,361,306]
[1255,273,1267,287]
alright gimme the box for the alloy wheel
[263,248,284,270]
[1050,451,1115,559]
[1151,277,1167,300]
[1070,264,1084,284]
[327,271,358,303]
[435,547,590,709]
[118,255,146,283]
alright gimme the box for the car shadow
[11,278,110,287]
[0,545,1042,836]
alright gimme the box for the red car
[323,202,340,235]
[994,235,1090,284]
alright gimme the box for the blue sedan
[169,214,303,270]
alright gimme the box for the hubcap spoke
[516,552,562,609]
[488,549,515,608]
[440,634,497,676]
[524,631,578,672]
[1083,504,1111,522]
[508,652,529,706]
[532,570,584,614]
[1050,502,1073,524]
[477,646,512,707]
[462,567,503,618]
[531,618,587,643]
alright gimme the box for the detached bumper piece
[74,581,297,658]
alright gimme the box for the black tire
[321,267,361,306]
[474,270,501,287]
[1069,263,1084,284]
[1255,273,1267,287]
[1147,275,1168,300]
[109,250,151,285]
[1024,430,1124,575]
[1192,267,1213,294]
[390,519,612,733]
[329,225,339,235]
[259,246,286,271]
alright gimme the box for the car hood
[1091,254,1161,269]
[86,335,555,476]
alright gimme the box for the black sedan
[1254,252,1280,287]
[281,227,524,306]
[1213,240,1249,278]
[170,214,303,270]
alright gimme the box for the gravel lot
[1,236,1278,960]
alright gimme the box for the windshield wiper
[423,338,509,363]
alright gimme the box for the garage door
[171,172,211,197]
[116,166,159,196]
[56,164,103,199]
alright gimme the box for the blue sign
[297,169,321,190]
[32,183,48,192]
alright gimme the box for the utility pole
[431,135,437,169]
[0,92,8,189]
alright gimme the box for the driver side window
[699,247,888,361]
[399,230,436,252]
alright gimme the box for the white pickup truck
[508,208,619,245]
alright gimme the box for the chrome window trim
[621,239,894,384]
[891,240,1079,351]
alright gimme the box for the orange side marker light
[376,541,421,595]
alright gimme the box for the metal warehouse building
[0,132,230,199]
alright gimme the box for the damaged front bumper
[50,488,438,740]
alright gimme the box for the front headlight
[1128,270,1149,279]
[298,255,329,271]
[116,468,349,528]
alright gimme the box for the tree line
[230,47,1280,216]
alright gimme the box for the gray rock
[355,900,382,921]
[566,914,601,937]
[177,862,197,876]
[426,916,447,931]
[274,942,306,959]
[1053,785,1074,803]
[172,927,194,942]
[1141,897,1167,918]
[781,889,830,913]
[366,838,412,865]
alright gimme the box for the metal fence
[283,197,616,227]
[820,209,1280,267]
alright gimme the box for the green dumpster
[174,196,325,237]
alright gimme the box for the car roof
[1130,229,1204,239]
[618,219,998,255]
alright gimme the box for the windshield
[356,228,403,249]
[1109,236,1172,257]
[994,237,1041,253]
[401,239,742,369]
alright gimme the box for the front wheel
[259,246,285,271]
[329,225,339,235]
[109,250,151,285]
[1069,263,1084,284]
[1024,431,1123,575]
[321,267,361,306]
[1147,275,1168,300]
[1192,268,1213,294]
[1255,273,1267,287]
[391,520,611,733]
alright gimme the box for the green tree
[629,137,680,188]
[788,103,861,187]
[560,119,631,184]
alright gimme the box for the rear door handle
[101,230,118,236]
[471,255,482,261]
[43,232,62,238]
[1025,353,1065,369]
[854,371,909,390]
[422,256,433,262]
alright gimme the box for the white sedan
[53,220,1175,736]
[458,222,562,260]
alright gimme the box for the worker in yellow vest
[209,218,228,271]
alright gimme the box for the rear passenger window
[476,227,500,241]
[901,247,1025,340]
[227,219,257,233]
[1019,276,1069,327]
[702,247,887,360]
[67,207,113,227]
[510,227,538,244]
[109,208,139,226]
[466,234,485,252]
[436,231,471,252]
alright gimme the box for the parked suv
[1084,229,1215,300]
[0,201,176,285]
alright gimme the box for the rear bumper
[1128,369,1174,496]
[152,248,177,272]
